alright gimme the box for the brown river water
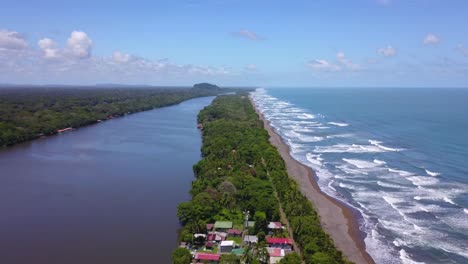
[0,96,214,264]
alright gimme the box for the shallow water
[251,88,468,264]
[0,96,214,264]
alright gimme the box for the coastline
[250,96,375,264]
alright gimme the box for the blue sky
[1,0,467,87]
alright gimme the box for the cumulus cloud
[232,29,263,41]
[377,45,397,57]
[457,44,468,56]
[67,31,92,59]
[113,51,133,63]
[0,29,28,50]
[38,38,60,59]
[423,33,440,45]
[1,28,233,84]
[308,52,360,72]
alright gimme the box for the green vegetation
[175,93,350,263]
[171,248,192,264]
[0,83,232,147]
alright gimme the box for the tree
[278,253,302,264]
[253,211,267,234]
[220,253,240,264]
[171,248,191,264]
[309,252,335,264]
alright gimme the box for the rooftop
[267,237,293,245]
[214,221,233,229]
[268,222,283,229]
[220,240,235,247]
[195,253,220,261]
[243,235,258,243]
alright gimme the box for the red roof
[268,248,283,257]
[227,228,242,235]
[267,237,293,245]
[196,253,220,261]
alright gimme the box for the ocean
[251,88,468,264]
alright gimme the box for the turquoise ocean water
[251,88,468,264]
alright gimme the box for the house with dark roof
[227,228,242,237]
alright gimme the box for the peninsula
[174,93,355,264]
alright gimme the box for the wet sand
[250,97,375,264]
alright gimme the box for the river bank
[250,95,375,264]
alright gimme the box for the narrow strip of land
[250,96,375,264]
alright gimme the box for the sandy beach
[250,97,375,264]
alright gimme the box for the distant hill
[192,83,222,91]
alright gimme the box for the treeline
[0,83,231,147]
[176,94,350,263]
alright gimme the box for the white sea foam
[399,249,425,264]
[343,158,381,169]
[328,180,337,192]
[369,139,404,152]
[306,153,323,167]
[327,122,349,127]
[314,144,386,153]
[464,208,468,214]
[377,181,405,189]
[407,176,439,186]
[326,133,353,139]
[339,182,366,191]
[443,197,457,205]
[337,165,369,175]
[373,159,387,165]
[296,113,315,119]
[424,169,441,177]
[388,168,414,177]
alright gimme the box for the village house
[243,235,258,244]
[266,237,294,250]
[219,240,235,253]
[268,247,286,264]
[214,221,233,232]
[227,228,242,237]
[207,232,226,242]
[267,221,283,230]
[194,252,220,263]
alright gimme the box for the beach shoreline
[250,96,375,264]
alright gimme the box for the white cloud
[457,44,468,56]
[336,52,360,70]
[423,33,440,45]
[309,52,360,72]
[377,45,397,57]
[113,51,133,63]
[0,29,28,50]
[38,38,60,59]
[308,59,341,71]
[232,29,263,41]
[67,31,92,59]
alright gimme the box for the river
[0,96,214,264]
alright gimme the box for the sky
[1,0,467,87]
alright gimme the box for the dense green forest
[0,83,232,147]
[176,93,350,263]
